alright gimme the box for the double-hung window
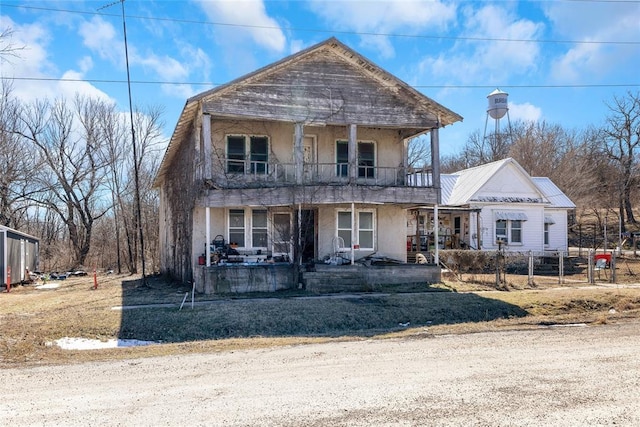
[495,219,523,245]
[228,208,269,248]
[250,136,268,174]
[228,209,245,247]
[252,210,268,248]
[226,135,269,174]
[358,142,375,178]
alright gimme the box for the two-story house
[153,37,462,293]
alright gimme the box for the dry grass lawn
[2,257,640,368]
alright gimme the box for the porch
[194,262,441,295]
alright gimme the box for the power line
[3,76,639,89]
[1,2,639,46]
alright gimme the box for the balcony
[211,159,434,189]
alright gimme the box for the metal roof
[440,158,574,209]
[531,177,576,209]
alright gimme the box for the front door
[303,135,316,181]
[299,209,316,264]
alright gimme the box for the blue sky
[1,0,639,156]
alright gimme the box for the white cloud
[78,16,122,66]
[309,0,456,58]
[508,102,542,123]
[58,70,114,103]
[415,4,543,86]
[543,2,640,83]
[194,0,286,52]
[0,16,110,103]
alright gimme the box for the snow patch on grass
[49,337,158,350]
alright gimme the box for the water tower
[483,88,513,148]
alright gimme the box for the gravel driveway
[2,321,639,426]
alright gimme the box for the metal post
[611,251,616,284]
[528,250,534,286]
[588,249,594,284]
[559,251,564,285]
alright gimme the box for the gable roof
[441,158,573,208]
[154,37,462,186]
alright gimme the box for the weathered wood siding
[203,50,439,128]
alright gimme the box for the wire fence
[439,248,639,288]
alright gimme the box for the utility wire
[1,2,639,46]
[4,76,639,88]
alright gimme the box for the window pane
[359,231,373,248]
[495,220,507,238]
[252,210,267,227]
[338,230,352,247]
[229,209,244,227]
[359,212,373,229]
[338,211,351,229]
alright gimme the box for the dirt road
[2,321,639,426]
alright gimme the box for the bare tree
[0,81,37,227]
[0,27,25,60]
[16,95,111,267]
[601,91,640,224]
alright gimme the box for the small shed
[1,226,39,287]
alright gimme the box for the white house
[407,158,575,254]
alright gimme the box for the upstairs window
[227,136,245,173]
[250,136,268,174]
[358,142,375,178]
[226,135,269,174]
[336,141,349,177]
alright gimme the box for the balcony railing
[216,159,434,188]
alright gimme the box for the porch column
[351,202,355,265]
[434,204,439,265]
[202,114,212,179]
[294,123,304,184]
[476,210,482,250]
[205,207,211,266]
[348,124,357,182]
[430,121,441,203]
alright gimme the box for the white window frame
[495,219,523,245]
[227,208,270,249]
[336,208,376,251]
[335,139,377,178]
[544,223,550,246]
[225,134,270,174]
[251,209,268,249]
